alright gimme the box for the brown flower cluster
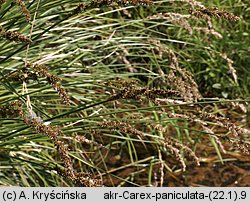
[111,86,181,101]
[191,7,240,21]
[104,78,181,101]
[100,119,200,172]
[220,53,238,84]
[13,0,31,22]
[162,136,200,171]
[103,78,181,102]
[195,27,222,39]
[22,110,101,186]
[73,0,152,15]
[25,63,70,105]
[147,12,225,39]
[7,67,38,83]
[100,120,144,138]
[102,78,138,89]
[166,108,250,154]
[200,111,250,137]
[1,100,100,186]
[168,109,250,138]
[151,124,200,170]
[170,0,205,8]
[91,0,152,6]
[0,1,31,22]
[7,63,69,104]
[75,135,104,149]
[115,0,152,5]
[145,41,201,102]
[166,49,201,102]
[0,26,32,44]
[229,138,250,154]
[0,100,22,118]
[201,125,226,153]
[147,12,193,34]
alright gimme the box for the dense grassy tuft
[0,0,249,186]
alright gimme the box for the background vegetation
[0,0,249,186]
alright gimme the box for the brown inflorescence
[105,77,198,104]
[169,0,205,8]
[7,67,38,83]
[163,140,187,171]
[101,78,138,89]
[13,0,31,22]
[100,120,144,138]
[191,7,240,21]
[73,0,152,15]
[229,139,250,154]
[92,0,152,6]
[0,100,22,118]
[166,49,201,102]
[162,136,200,171]
[151,124,200,170]
[3,101,101,186]
[219,53,238,84]
[136,121,200,172]
[194,27,222,39]
[147,12,193,34]
[201,125,226,153]
[75,135,104,149]
[166,109,249,154]
[22,110,101,186]
[115,0,152,6]
[168,109,250,138]
[72,3,86,15]
[25,63,70,105]
[111,86,181,101]
[0,26,32,44]
[146,40,202,99]
[199,111,250,137]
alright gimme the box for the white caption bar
[0,188,249,203]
